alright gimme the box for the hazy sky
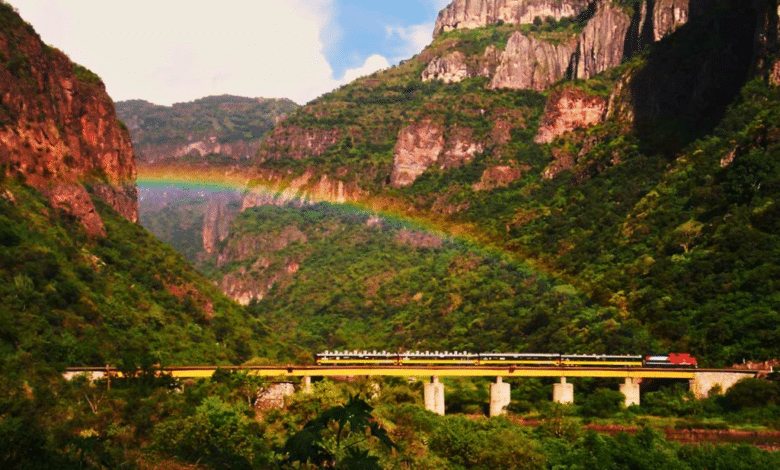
[9,0,451,106]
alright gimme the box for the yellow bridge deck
[64,365,710,380]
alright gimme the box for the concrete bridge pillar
[620,378,641,407]
[553,377,574,404]
[489,376,511,417]
[424,376,445,415]
[302,376,312,393]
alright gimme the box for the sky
[8,0,452,106]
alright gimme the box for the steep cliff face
[535,86,607,143]
[434,0,592,37]
[202,192,241,254]
[0,6,137,235]
[422,45,502,83]
[390,121,486,187]
[489,32,578,91]
[652,0,690,41]
[574,3,632,80]
[391,120,446,188]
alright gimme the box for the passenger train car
[315,351,697,368]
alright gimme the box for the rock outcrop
[202,192,241,254]
[390,121,485,187]
[434,0,591,37]
[216,225,308,305]
[423,45,502,83]
[651,0,690,41]
[391,120,446,187]
[430,1,695,90]
[534,86,607,143]
[473,165,524,190]
[490,32,578,91]
[0,5,137,235]
[574,3,633,80]
[257,125,340,162]
[422,51,471,83]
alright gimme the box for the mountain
[224,0,780,366]
[120,96,299,265]
[115,95,298,166]
[0,2,264,371]
[0,3,137,236]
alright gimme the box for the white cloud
[10,0,354,105]
[341,54,391,82]
[386,24,434,62]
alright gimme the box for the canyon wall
[0,6,137,235]
[434,0,592,37]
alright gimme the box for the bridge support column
[553,377,574,404]
[424,376,445,415]
[302,376,312,393]
[620,378,641,407]
[489,376,511,417]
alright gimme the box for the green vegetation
[0,180,264,368]
[199,203,658,360]
[116,95,299,152]
[5,371,777,470]
[244,4,780,367]
[72,63,103,87]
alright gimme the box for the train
[315,351,698,368]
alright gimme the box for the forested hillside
[0,0,267,370]
[231,0,780,366]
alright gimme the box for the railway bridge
[64,365,761,417]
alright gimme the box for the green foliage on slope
[0,180,262,369]
[116,95,299,150]
[245,5,780,366]
[503,79,780,366]
[203,203,658,361]
[261,23,551,194]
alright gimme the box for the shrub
[724,378,780,411]
[578,388,625,418]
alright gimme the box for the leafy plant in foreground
[283,394,396,470]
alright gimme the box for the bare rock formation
[422,51,471,83]
[490,32,578,91]
[434,0,591,37]
[202,192,241,254]
[0,6,137,235]
[652,0,690,41]
[391,121,486,187]
[574,3,633,80]
[391,120,446,187]
[441,127,485,168]
[423,45,502,83]
[534,86,607,143]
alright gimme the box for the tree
[283,395,396,470]
[724,378,780,410]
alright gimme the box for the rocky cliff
[574,3,632,80]
[534,86,607,143]
[489,32,578,91]
[428,1,695,91]
[0,4,137,235]
[434,0,591,37]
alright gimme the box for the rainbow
[135,164,554,278]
